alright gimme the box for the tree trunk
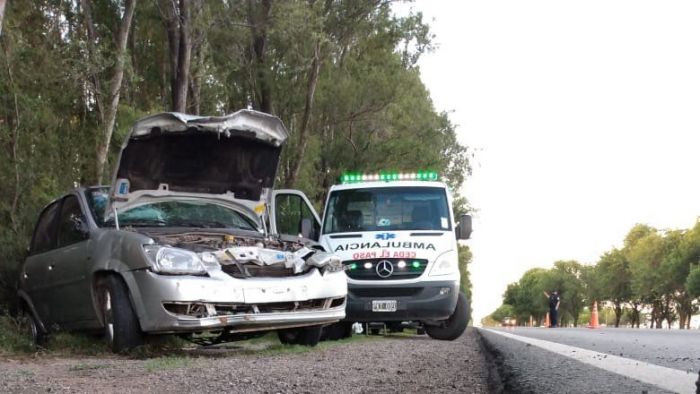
[95,0,136,183]
[247,0,272,113]
[286,40,322,188]
[173,0,191,112]
[80,0,104,123]
[3,41,21,232]
[0,0,6,37]
[614,302,622,328]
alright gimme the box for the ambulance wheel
[425,293,468,341]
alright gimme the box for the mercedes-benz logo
[375,260,394,278]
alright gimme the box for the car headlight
[429,250,459,277]
[323,257,345,274]
[143,245,208,275]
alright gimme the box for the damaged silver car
[17,110,347,352]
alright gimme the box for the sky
[396,1,700,323]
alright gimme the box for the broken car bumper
[123,268,347,333]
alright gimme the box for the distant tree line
[0,1,473,314]
[486,220,700,329]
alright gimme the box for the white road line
[482,329,697,394]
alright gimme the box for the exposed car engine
[147,231,342,278]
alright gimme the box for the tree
[457,244,473,323]
[0,0,6,36]
[543,260,586,327]
[687,265,700,299]
[159,0,200,113]
[490,304,515,324]
[86,0,137,183]
[595,249,632,327]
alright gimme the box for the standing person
[543,290,560,328]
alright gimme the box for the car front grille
[220,263,298,278]
[349,287,422,298]
[344,258,428,280]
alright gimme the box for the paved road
[479,327,700,394]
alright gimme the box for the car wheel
[321,322,353,341]
[425,292,469,341]
[370,328,380,335]
[277,326,323,347]
[20,305,48,349]
[97,275,143,353]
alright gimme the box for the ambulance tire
[425,293,468,341]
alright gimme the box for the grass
[0,313,387,360]
[0,315,36,354]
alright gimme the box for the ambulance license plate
[372,300,397,312]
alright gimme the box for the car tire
[425,292,468,341]
[277,325,323,347]
[370,328,381,335]
[20,305,48,349]
[321,322,353,341]
[97,275,143,353]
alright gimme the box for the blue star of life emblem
[375,233,396,240]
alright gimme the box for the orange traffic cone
[544,312,550,328]
[588,301,600,329]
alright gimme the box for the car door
[49,194,94,327]
[270,190,322,241]
[22,200,61,326]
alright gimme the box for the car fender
[17,289,48,334]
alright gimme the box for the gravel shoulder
[0,328,489,394]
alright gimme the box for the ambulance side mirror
[456,214,472,240]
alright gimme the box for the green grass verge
[0,314,387,359]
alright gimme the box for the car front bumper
[344,280,459,323]
[123,268,347,334]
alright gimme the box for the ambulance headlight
[429,250,459,277]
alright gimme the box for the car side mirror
[456,214,472,240]
[300,218,313,239]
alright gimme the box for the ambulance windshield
[323,187,451,234]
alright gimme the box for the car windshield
[85,189,257,230]
[323,186,451,234]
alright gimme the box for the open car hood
[106,110,289,217]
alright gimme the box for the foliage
[489,219,700,328]
[457,244,473,323]
[0,1,473,310]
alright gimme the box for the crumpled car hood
[106,110,289,217]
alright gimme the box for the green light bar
[411,261,421,269]
[339,170,439,184]
[349,263,357,270]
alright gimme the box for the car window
[275,194,320,239]
[57,195,88,248]
[85,187,109,225]
[30,201,60,254]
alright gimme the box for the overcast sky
[397,1,700,323]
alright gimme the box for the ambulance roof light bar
[340,171,439,184]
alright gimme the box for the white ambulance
[316,171,472,340]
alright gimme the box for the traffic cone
[588,301,600,329]
[544,312,550,328]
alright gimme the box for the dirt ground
[0,328,491,394]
